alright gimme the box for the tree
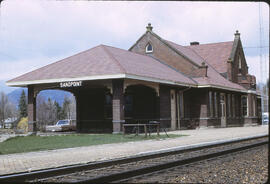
[18,90,27,118]
[61,96,71,119]
[0,91,17,128]
[47,98,56,124]
[0,92,8,128]
[54,101,62,120]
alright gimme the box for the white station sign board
[60,81,82,88]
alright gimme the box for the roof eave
[197,84,247,93]
[6,73,197,88]
[5,74,127,87]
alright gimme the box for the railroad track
[0,134,268,183]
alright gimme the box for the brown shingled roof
[7,45,196,86]
[186,41,234,73]
[162,39,245,91]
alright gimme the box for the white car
[45,120,76,132]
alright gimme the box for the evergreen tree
[61,96,71,119]
[18,90,27,118]
[54,101,62,120]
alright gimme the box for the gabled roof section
[166,40,244,91]
[7,45,196,87]
[186,41,234,73]
[164,40,205,66]
[129,30,202,68]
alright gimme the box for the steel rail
[0,134,268,182]
[76,139,269,183]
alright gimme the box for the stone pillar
[28,86,36,132]
[112,79,124,133]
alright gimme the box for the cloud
[1,1,268,55]
[0,54,71,81]
[0,0,268,90]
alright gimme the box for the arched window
[145,43,153,53]
[238,56,242,69]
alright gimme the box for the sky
[0,0,269,93]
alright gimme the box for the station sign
[60,81,82,88]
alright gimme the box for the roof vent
[190,41,199,46]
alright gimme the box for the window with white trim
[145,43,153,53]
[241,95,248,117]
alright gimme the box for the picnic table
[122,122,160,137]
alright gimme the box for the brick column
[28,86,36,132]
[112,79,124,133]
[74,93,81,133]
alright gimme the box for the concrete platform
[0,125,268,175]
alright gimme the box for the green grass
[0,134,185,155]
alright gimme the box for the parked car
[45,120,76,132]
[262,112,269,124]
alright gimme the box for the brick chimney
[190,41,200,46]
[200,62,208,77]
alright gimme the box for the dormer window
[146,43,153,53]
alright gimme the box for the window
[179,91,184,118]
[241,96,248,117]
[238,55,242,70]
[209,91,213,117]
[253,96,256,116]
[146,43,153,53]
[214,92,218,117]
[232,95,235,117]
[227,94,231,117]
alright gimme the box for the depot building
[6,24,261,133]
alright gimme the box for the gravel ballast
[125,145,268,183]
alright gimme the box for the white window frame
[145,43,153,53]
[241,95,248,117]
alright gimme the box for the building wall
[130,32,199,76]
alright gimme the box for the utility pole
[258,3,268,124]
